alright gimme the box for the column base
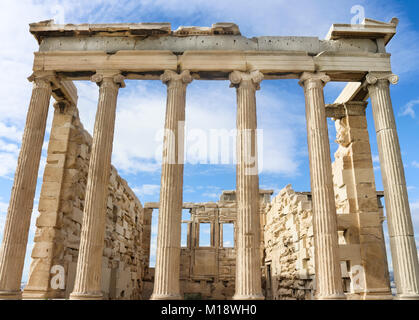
[22,290,49,300]
[316,293,346,300]
[233,293,265,300]
[69,292,103,300]
[363,294,394,300]
[150,293,183,300]
[361,291,394,300]
[395,293,419,300]
[0,290,22,300]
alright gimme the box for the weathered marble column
[0,72,53,300]
[366,72,419,299]
[299,72,345,300]
[230,70,264,300]
[70,71,125,300]
[151,70,192,300]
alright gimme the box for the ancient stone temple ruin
[0,17,418,300]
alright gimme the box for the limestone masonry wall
[263,185,315,300]
[331,108,391,299]
[142,190,272,300]
[24,103,147,299]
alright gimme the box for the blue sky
[0,0,418,281]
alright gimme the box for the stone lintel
[143,190,274,210]
[302,191,384,205]
[50,79,78,106]
[326,101,367,119]
[144,202,159,209]
[33,50,391,82]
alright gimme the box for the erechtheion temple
[0,17,418,300]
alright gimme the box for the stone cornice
[30,20,240,44]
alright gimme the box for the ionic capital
[229,70,264,90]
[299,72,330,89]
[365,72,399,86]
[27,71,56,89]
[91,71,126,89]
[161,70,193,88]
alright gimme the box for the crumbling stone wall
[263,185,315,300]
[24,103,146,300]
[179,197,237,300]
[142,190,272,300]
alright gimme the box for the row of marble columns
[0,69,418,300]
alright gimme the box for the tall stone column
[230,70,264,300]
[0,72,53,300]
[299,72,345,300]
[151,70,192,300]
[70,71,125,300]
[366,72,419,299]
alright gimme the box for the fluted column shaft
[0,73,53,299]
[367,72,419,299]
[300,72,345,300]
[70,72,125,300]
[151,70,192,300]
[230,70,264,300]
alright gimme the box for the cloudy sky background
[0,0,418,282]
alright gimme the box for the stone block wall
[263,185,315,300]
[262,104,392,300]
[331,107,391,299]
[23,103,147,300]
[142,190,272,300]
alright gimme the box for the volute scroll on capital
[229,70,264,90]
[160,70,193,86]
[298,72,331,88]
[27,71,56,89]
[365,72,399,86]
[91,71,126,89]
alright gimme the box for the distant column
[299,72,345,300]
[70,71,125,300]
[151,70,192,300]
[230,70,264,300]
[366,72,419,299]
[0,72,53,300]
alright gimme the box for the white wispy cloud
[400,99,419,118]
[412,161,419,169]
[132,184,160,197]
